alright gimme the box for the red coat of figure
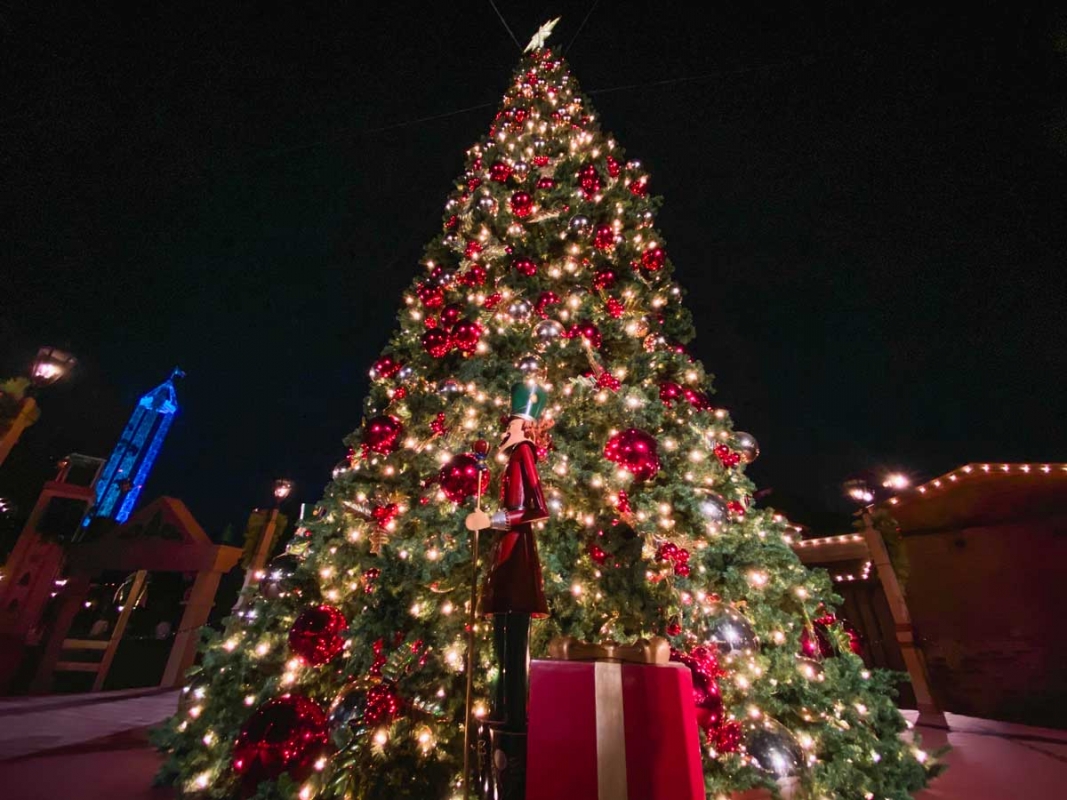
[479,439,549,618]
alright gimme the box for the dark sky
[3,3,1065,536]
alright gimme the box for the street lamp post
[235,479,293,610]
[0,347,76,469]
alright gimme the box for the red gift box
[526,643,705,800]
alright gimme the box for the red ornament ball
[534,291,560,317]
[438,453,490,503]
[489,161,512,183]
[370,355,402,381]
[450,318,482,355]
[605,155,621,178]
[288,605,347,666]
[593,225,615,250]
[715,720,743,753]
[629,176,649,197]
[671,646,725,733]
[592,266,618,291]
[714,443,742,468]
[659,380,684,406]
[439,302,464,329]
[604,297,625,318]
[422,328,452,359]
[587,543,607,564]
[536,176,556,190]
[510,191,534,218]
[232,695,330,790]
[579,163,603,198]
[604,428,660,482]
[363,415,403,455]
[512,256,538,277]
[416,283,444,309]
[464,240,483,259]
[458,264,487,286]
[640,248,666,272]
[568,320,602,350]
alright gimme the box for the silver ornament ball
[569,215,591,233]
[517,355,543,374]
[260,553,302,600]
[507,299,533,322]
[436,378,463,396]
[745,719,804,779]
[703,602,759,655]
[734,432,760,464]
[534,319,565,346]
[698,492,728,526]
[396,365,414,382]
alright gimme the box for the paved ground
[0,690,1064,799]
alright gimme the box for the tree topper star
[524,17,560,53]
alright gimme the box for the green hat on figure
[509,382,548,421]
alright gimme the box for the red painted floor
[0,691,1064,799]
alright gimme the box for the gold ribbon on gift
[545,637,671,800]
[547,635,670,664]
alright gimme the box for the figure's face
[499,417,528,452]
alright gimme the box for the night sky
[3,3,1065,539]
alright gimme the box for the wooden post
[162,569,222,687]
[91,569,147,692]
[234,508,279,611]
[861,513,943,725]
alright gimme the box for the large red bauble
[422,329,452,359]
[604,428,660,482]
[659,380,684,406]
[232,695,330,791]
[438,453,490,503]
[439,303,464,329]
[535,176,555,190]
[512,257,538,277]
[568,320,602,350]
[450,318,482,355]
[288,605,348,666]
[363,415,403,455]
[370,355,402,381]
[489,161,512,183]
[630,177,649,197]
[510,191,534,218]
[641,247,667,272]
[416,282,444,309]
[593,225,615,251]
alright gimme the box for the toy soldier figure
[465,383,550,800]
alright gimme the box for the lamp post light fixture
[0,347,78,469]
[272,479,293,504]
[29,347,77,388]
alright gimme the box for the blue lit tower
[89,369,183,523]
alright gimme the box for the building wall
[904,514,1067,727]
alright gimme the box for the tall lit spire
[88,368,183,524]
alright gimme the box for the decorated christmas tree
[156,32,936,800]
